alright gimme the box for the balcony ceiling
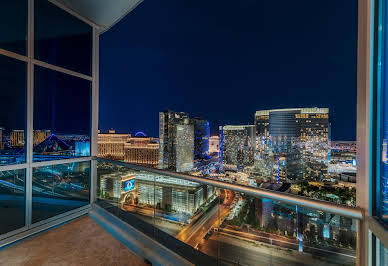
[52,0,143,32]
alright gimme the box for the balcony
[92,158,361,265]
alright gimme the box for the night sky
[99,0,358,140]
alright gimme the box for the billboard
[124,179,135,192]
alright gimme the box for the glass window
[0,1,28,55]
[33,66,91,162]
[0,55,26,166]
[380,240,388,266]
[0,169,25,235]
[34,0,92,75]
[379,0,388,225]
[32,161,90,224]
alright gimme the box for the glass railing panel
[97,160,156,238]
[96,159,218,265]
[95,159,358,265]
[206,193,357,266]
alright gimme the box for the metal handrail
[96,157,363,220]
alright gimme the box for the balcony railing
[95,157,362,265]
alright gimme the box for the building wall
[220,125,255,169]
[159,110,207,172]
[175,124,194,172]
[98,132,131,160]
[10,130,25,147]
[255,108,329,181]
[124,137,158,167]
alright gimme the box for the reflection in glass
[0,169,25,235]
[32,162,90,224]
[33,66,91,162]
[0,1,28,55]
[34,0,92,75]
[380,0,388,225]
[0,55,26,166]
[381,240,388,266]
[205,195,356,265]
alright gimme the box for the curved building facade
[255,108,329,181]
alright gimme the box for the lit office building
[124,137,159,167]
[159,110,208,172]
[98,130,131,160]
[220,125,255,170]
[209,136,220,153]
[254,108,329,181]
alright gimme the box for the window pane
[33,66,91,162]
[381,240,388,266]
[32,161,90,224]
[34,0,92,75]
[0,1,27,55]
[0,169,25,235]
[0,55,26,165]
[380,0,388,225]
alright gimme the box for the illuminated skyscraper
[175,124,194,172]
[220,125,255,170]
[193,118,210,160]
[159,110,208,172]
[254,108,329,181]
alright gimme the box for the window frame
[0,0,99,244]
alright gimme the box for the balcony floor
[0,215,148,266]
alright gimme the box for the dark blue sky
[99,0,358,140]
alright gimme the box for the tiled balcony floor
[0,215,148,266]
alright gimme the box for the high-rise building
[124,137,159,167]
[220,125,255,170]
[98,130,131,161]
[10,130,25,147]
[10,129,52,148]
[193,118,210,160]
[175,124,194,172]
[33,130,51,146]
[254,108,329,181]
[159,110,209,172]
[209,136,220,153]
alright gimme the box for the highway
[176,190,235,248]
[198,233,355,266]
[219,226,356,259]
